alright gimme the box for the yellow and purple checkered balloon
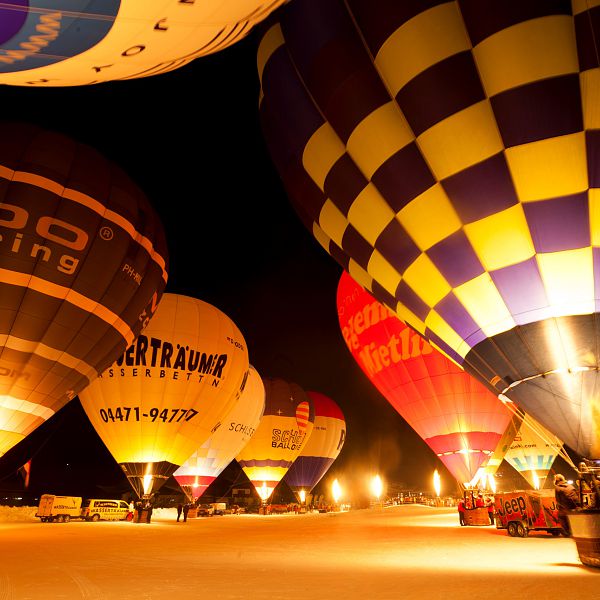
[258,0,600,459]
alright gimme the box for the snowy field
[1,504,598,599]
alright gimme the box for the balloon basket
[568,509,600,567]
[463,507,491,526]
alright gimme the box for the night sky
[0,29,478,502]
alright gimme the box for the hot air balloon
[337,271,512,487]
[78,292,249,499]
[504,413,565,490]
[0,1,288,87]
[173,364,265,503]
[235,376,315,504]
[258,1,600,463]
[0,121,168,458]
[283,390,346,503]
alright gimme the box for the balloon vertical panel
[258,1,600,459]
[0,0,287,86]
[173,364,265,501]
[0,122,168,457]
[337,271,512,485]
[236,377,315,501]
[78,293,249,495]
[283,390,346,495]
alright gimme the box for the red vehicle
[494,489,562,537]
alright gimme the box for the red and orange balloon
[337,271,511,486]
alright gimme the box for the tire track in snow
[0,573,14,600]
[63,569,106,600]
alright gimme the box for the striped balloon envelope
[173,364,265,502]
[0,0,287,86]
[258,1,600,460]
[78,293,249,499]
[283,390,346,501]
[0,121,168,458]
[235,377,315,503]
[337,271,512,487]
[504,413,564,490]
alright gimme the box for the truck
[494,489,562,537]
[36,494,83,523]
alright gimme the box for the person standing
[177,503,183,522]
[183,502,190,523]
[457,498,466,526]
[554,474,580,536]
[484,495,495,525]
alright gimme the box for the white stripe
[0,395,54,420]
[0,333,98,381]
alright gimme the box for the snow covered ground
[1,504,597,599]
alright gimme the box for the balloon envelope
[79,292,249,498]
[0,121,168,458]
[504,413,564,490]
[283,390,346,500]
[0,1,287,86]
[258,1,600,458]
[337,271,512,486]
[173,364,265,502]
[236,376,315,503]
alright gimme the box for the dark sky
[0,31,458,501]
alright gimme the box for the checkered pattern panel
[259,0,600,366]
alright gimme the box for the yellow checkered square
[453,273,516,338]
[397,183,461,250]
[375,2,470,96]
[257,23,284,85]
[464,204,535,271]
[473,15,578,97]
[417,100,504,180]
[347,102,414,179]
[424,309,471,359]
[312,222,334,254]
[318,199,349,248]
[347,260,374,292]
[348,183,396,246]
[506,132,587,202]
[537,247,594,318]
[403,253,451,307]
[303,123,346,192]
[396,303,427,338]
[367,250,402,298]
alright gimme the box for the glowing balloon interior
[258,1,600,459]
[78,293,249,498]
[337,271,512,486]
[173,364,265,502]
[0,121,168,458]
[504,413,564,490]
[0,1,287,86]
[283,390,345,501]
[236,377,315,503]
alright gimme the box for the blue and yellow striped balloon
[258,1,600,459]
